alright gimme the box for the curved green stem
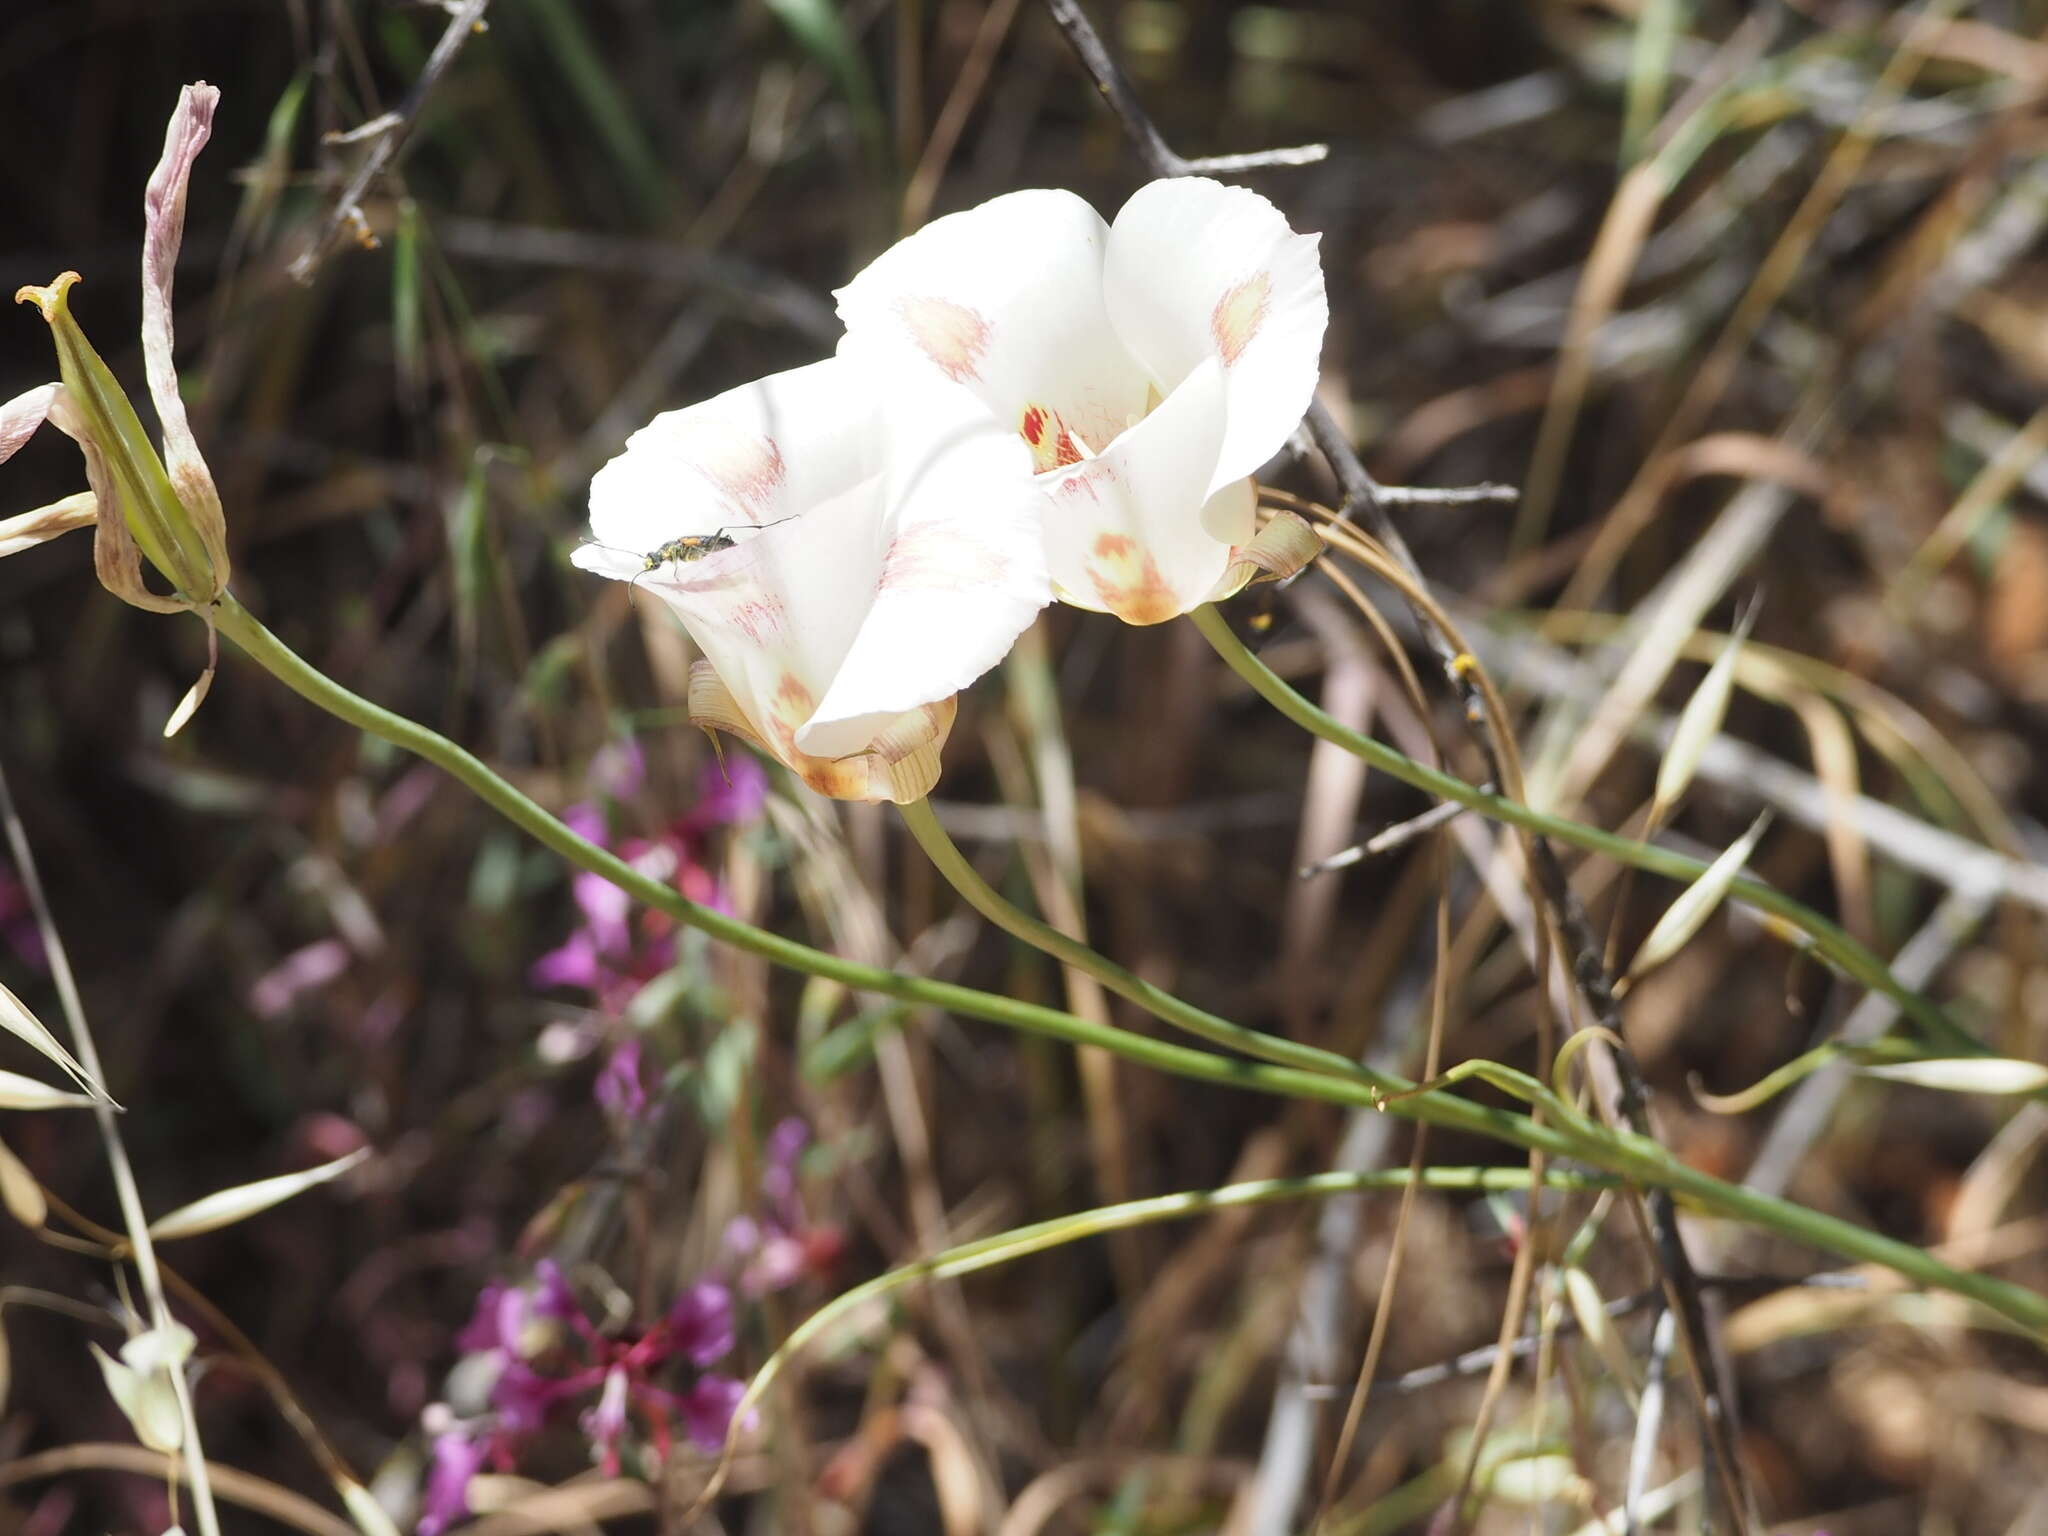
[691,1165,1620,1510]
[207,593,2048,1336]
[898,796,1400,1090]
[1191,604,1977,1054]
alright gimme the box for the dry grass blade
[1653,596,1758,815]
[146,1147,371,1241]
[0,978,114,1107]
[1625,812,1772,984]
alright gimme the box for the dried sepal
[687,664,953,804]
[1209,509,1323,603]
[140,82,230,598]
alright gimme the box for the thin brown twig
[288,0,493,283]
[0,1445,357,1536]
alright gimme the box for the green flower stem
[898,795,1397,1089]
[728,1165,1619,1429]
[208,593,2048,1335]
[1190,603,1977,1055]
[208,595,1249,1078]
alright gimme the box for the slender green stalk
[1190,603,1977,1054]
[899,796,1400,1090]
[0,758,222,1536]
[206,593,2048,1335]
[695,1165,1621,1509]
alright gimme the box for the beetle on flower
[573,358,1050,804]
[835,177,1328,625]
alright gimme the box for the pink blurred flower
[679,1375,747,1452]
[723,1117,842,1295]
[666,1281,734,1367]
[418,1429,487,1536]
[594,1039,647,1122]
[683,753,767,834]
[247,937,350,1018]
[581,1367,632,1474]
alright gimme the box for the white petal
[835,190,1153,459]
[1102,178,1328,494]
[586,359,866,561]
[1041,359,1233,625]
[0,385,56,466]
[141,85,225,528]
[583,358,1043,789]
[642,484,884,764]
[800,387,1050,756]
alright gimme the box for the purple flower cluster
[531,749,767,1017]
[726,1118,843,1296]
[418,1264,747,1535]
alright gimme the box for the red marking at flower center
[1020,403,1087,473]
[899,296,991,384]
[1211,272,1273,366]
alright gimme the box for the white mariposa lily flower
[572,357,1049,803]
[835,177,1328,624]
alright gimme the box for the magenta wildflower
[533,1259,577,1320]
[684,752,767,833]
[456,1280,527,1355]
[417,1429,487,1536]
[489,1357,562,1437]
[666,1281,734,1367]
[581,1366,632,1474]
[724,1117,842,1294]
[680,1375,748,1452]
[433,1254,754,1509]
[594,1039,647,1122]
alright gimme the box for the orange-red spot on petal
[1086,531,1180,625]
[1021,406,1046,446]
[1211,272,1273,367]
[900,296,991,384]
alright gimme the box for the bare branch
[288,0,493,283]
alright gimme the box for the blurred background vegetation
[6,0,2048,1531]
